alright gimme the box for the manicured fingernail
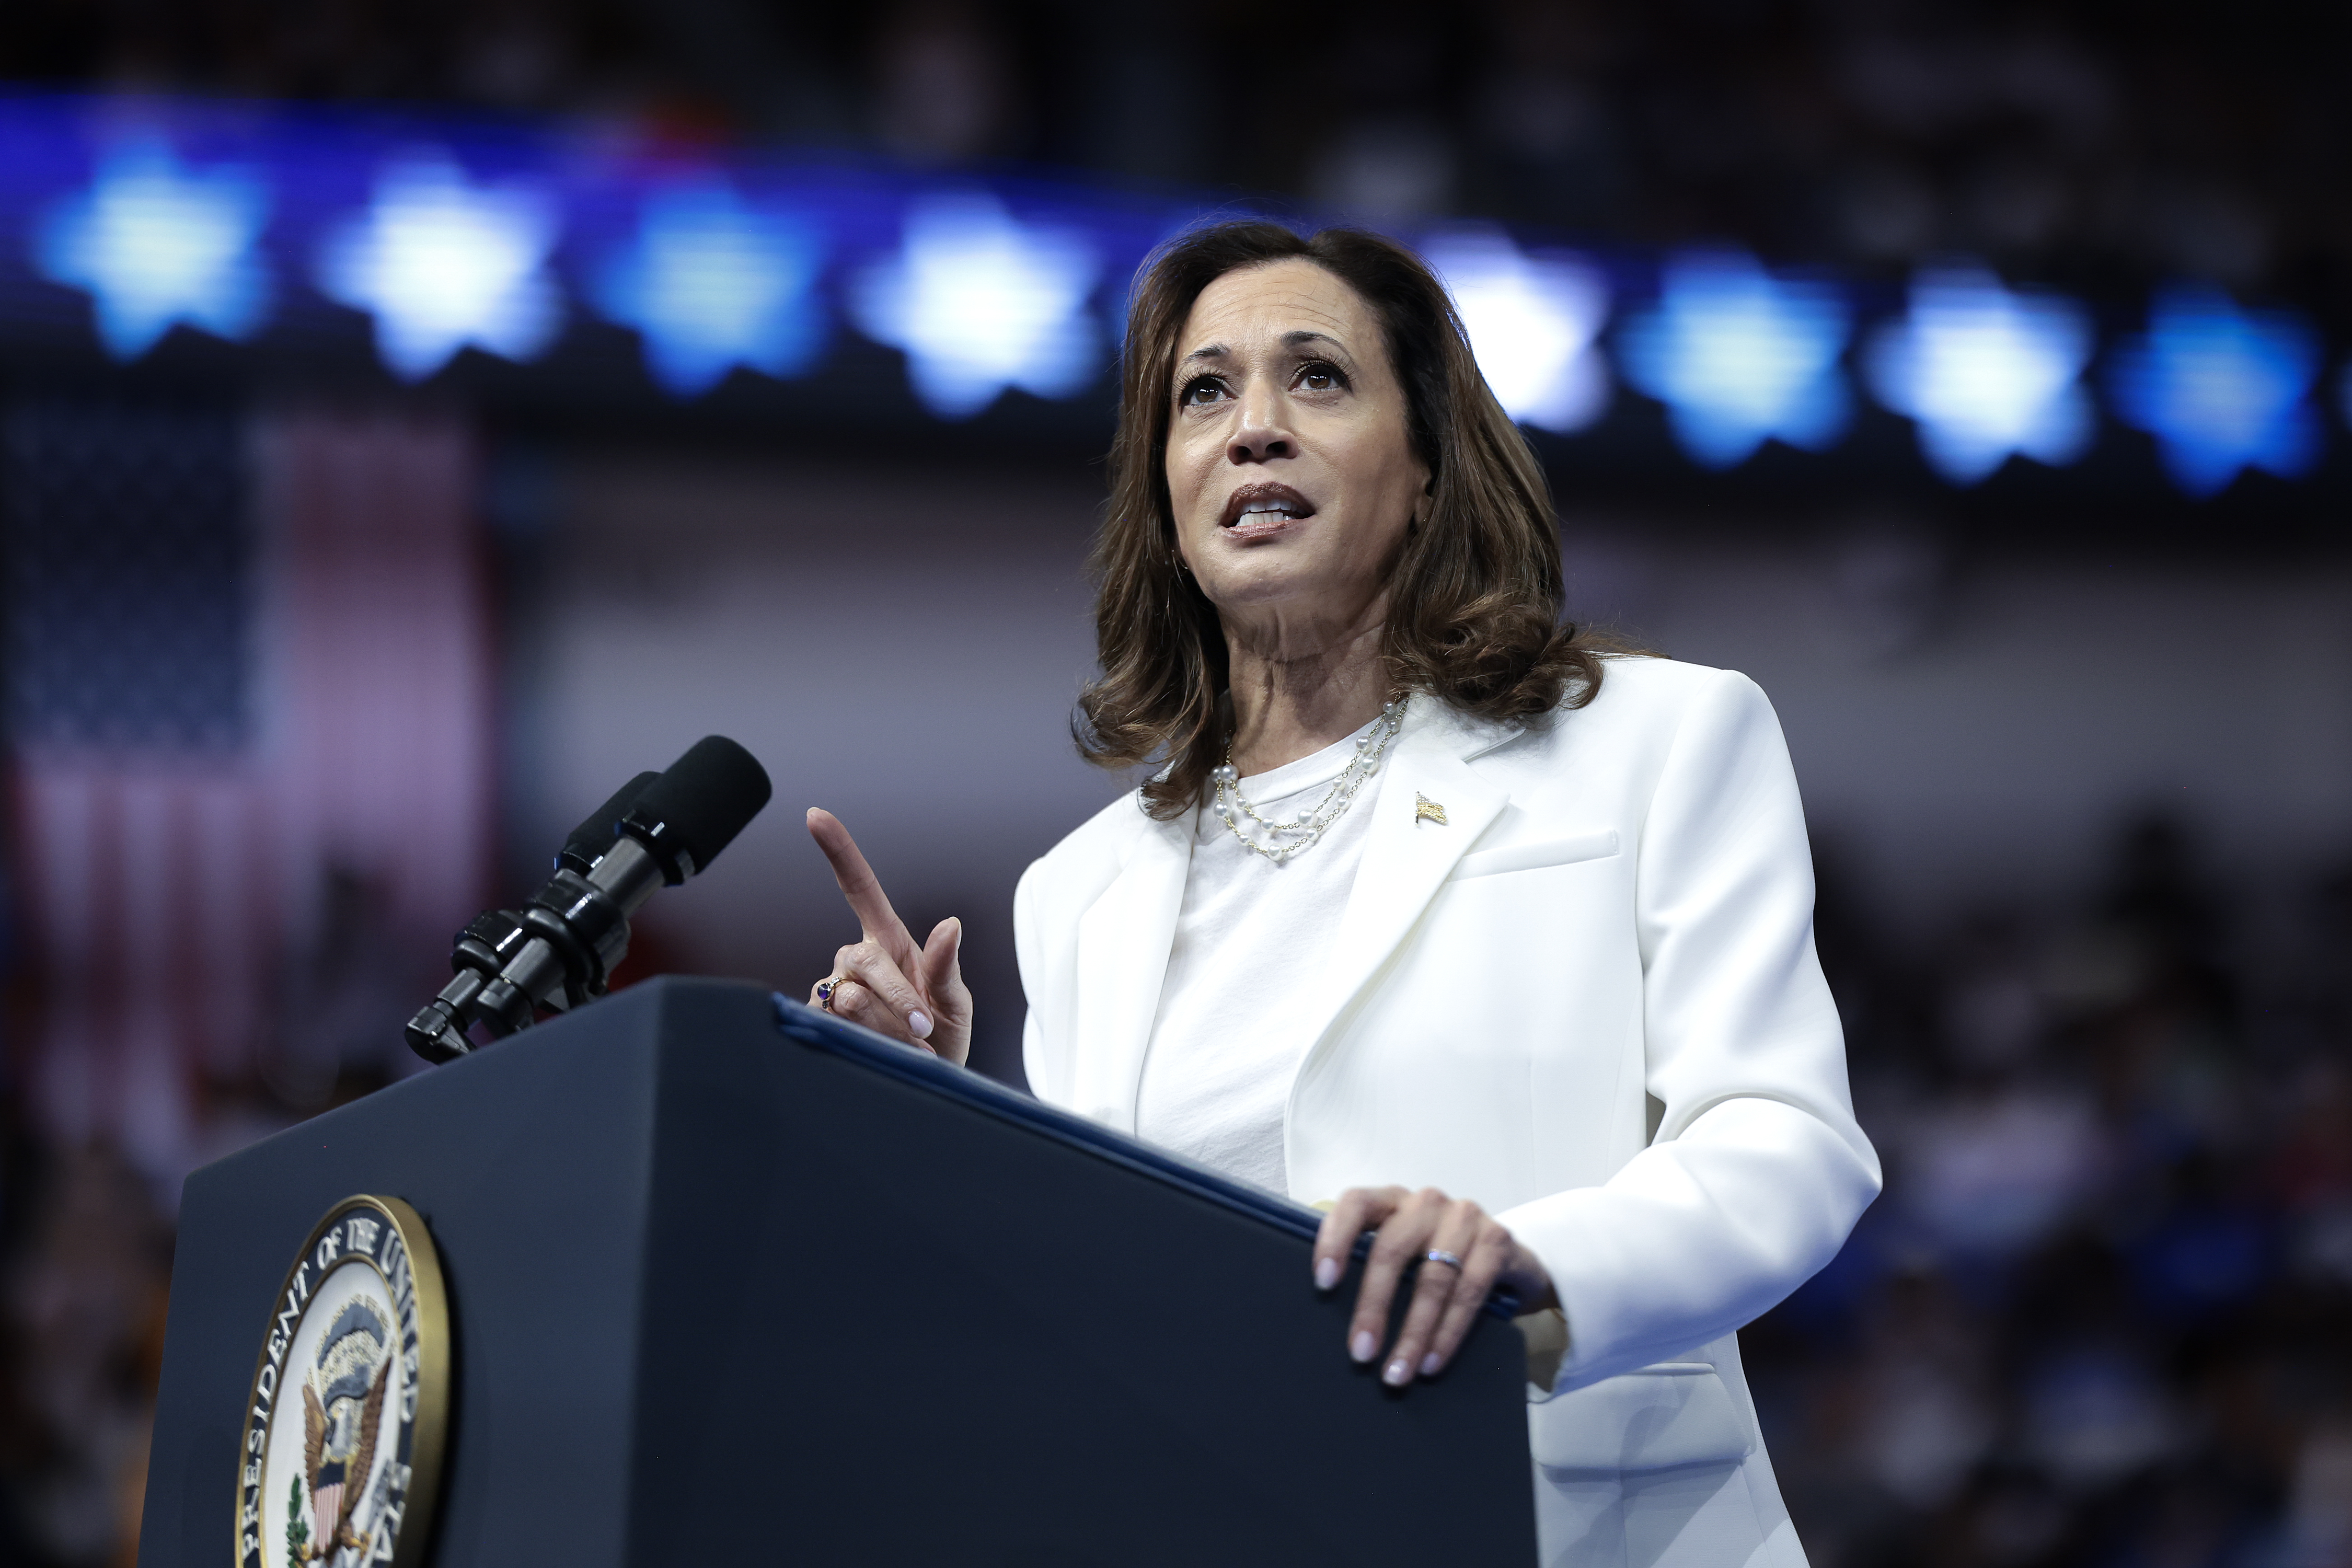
[909,1010,933,1037]
[1421,1352,1442,1376]
[1351,1331,1377,1363]
[1315,1258,1340,1290]
[1384,1358,1411,1386]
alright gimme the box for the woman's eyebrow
[1281,330,1350,356]
[1182,330,1351,365]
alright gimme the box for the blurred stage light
[848,193,1101,419]
[33,139,273,360]
[1423,229,1611,433]
[592,182,826,398]
[2107,286,2321,498]
[316,154,562,382]
[1865,267,2094,485]
[4,91,2349,502]
[1617,251,1852,469]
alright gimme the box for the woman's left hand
[1313,1185,1559,1387]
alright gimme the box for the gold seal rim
[232,1194,451,1568]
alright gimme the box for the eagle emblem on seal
[295,1299,392,1562]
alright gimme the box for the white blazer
[1014,656,1882,1567]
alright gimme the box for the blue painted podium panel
[140,976,1536,1566]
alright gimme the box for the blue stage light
[847,192,1102,419]
[1423,229,1611,434]
[1865,267,2094,485]
[4,89,2349,498]
[33,139,273,360]
[315,153,563,382]
[1617,251,1852,468]
[2107,286,2321,498]
[592,181,827,398]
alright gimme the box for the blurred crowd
[0,1052,394,1567]
[1747,820,2352,1568]
[2,0,2345,303]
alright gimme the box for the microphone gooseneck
[405,737,774,1064]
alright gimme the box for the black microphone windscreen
[558,770,661,873]
[627,736,773,878]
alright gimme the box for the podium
[137,977,1538,1565]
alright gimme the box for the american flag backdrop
[4,400,493,1187]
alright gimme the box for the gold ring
[815,975,851,1012]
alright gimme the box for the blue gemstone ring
[815,975,850,1012]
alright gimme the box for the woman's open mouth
[1219,482,1316,541]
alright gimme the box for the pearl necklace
[1208,700,1403,863]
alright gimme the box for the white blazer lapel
[1068,803,1191,1131]
[1293,698,1510,1070]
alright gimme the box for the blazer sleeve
[1495,668,1882,1389]
[1013,858,1059,1106]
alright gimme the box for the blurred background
[0,2,2347,1564]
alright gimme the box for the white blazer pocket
[1526,1362,1755,1475]
[1449,829,1619,882]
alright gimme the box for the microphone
[406,737,773,1063]
[557,770,660,876]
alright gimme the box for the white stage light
[2108,286,2321,497]
[1866,267,2093,485]
[34,139,272,360]
[848,193,1101,420]
[1423,229,1611,433]
[1618,251,1852,468]
[593,182,825,398]
[316,154,562,382]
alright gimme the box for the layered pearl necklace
[1208,699,1403,863]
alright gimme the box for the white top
[1017,664,1880,1561]
[1134,718,1382,1194]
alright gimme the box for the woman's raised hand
[1312,1185,1559,1388]
[804,808,973,1065]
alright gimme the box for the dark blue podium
[137,976,1537,1565]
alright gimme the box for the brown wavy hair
[1076,220,1611,817]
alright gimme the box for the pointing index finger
[807,808,916,956]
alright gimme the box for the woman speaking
[805,222,1881,1566]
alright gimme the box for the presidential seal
[236,1196,448,1568]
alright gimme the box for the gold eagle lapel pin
[1414,793,1448,826]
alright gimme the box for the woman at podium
[807,222,1881,1567]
